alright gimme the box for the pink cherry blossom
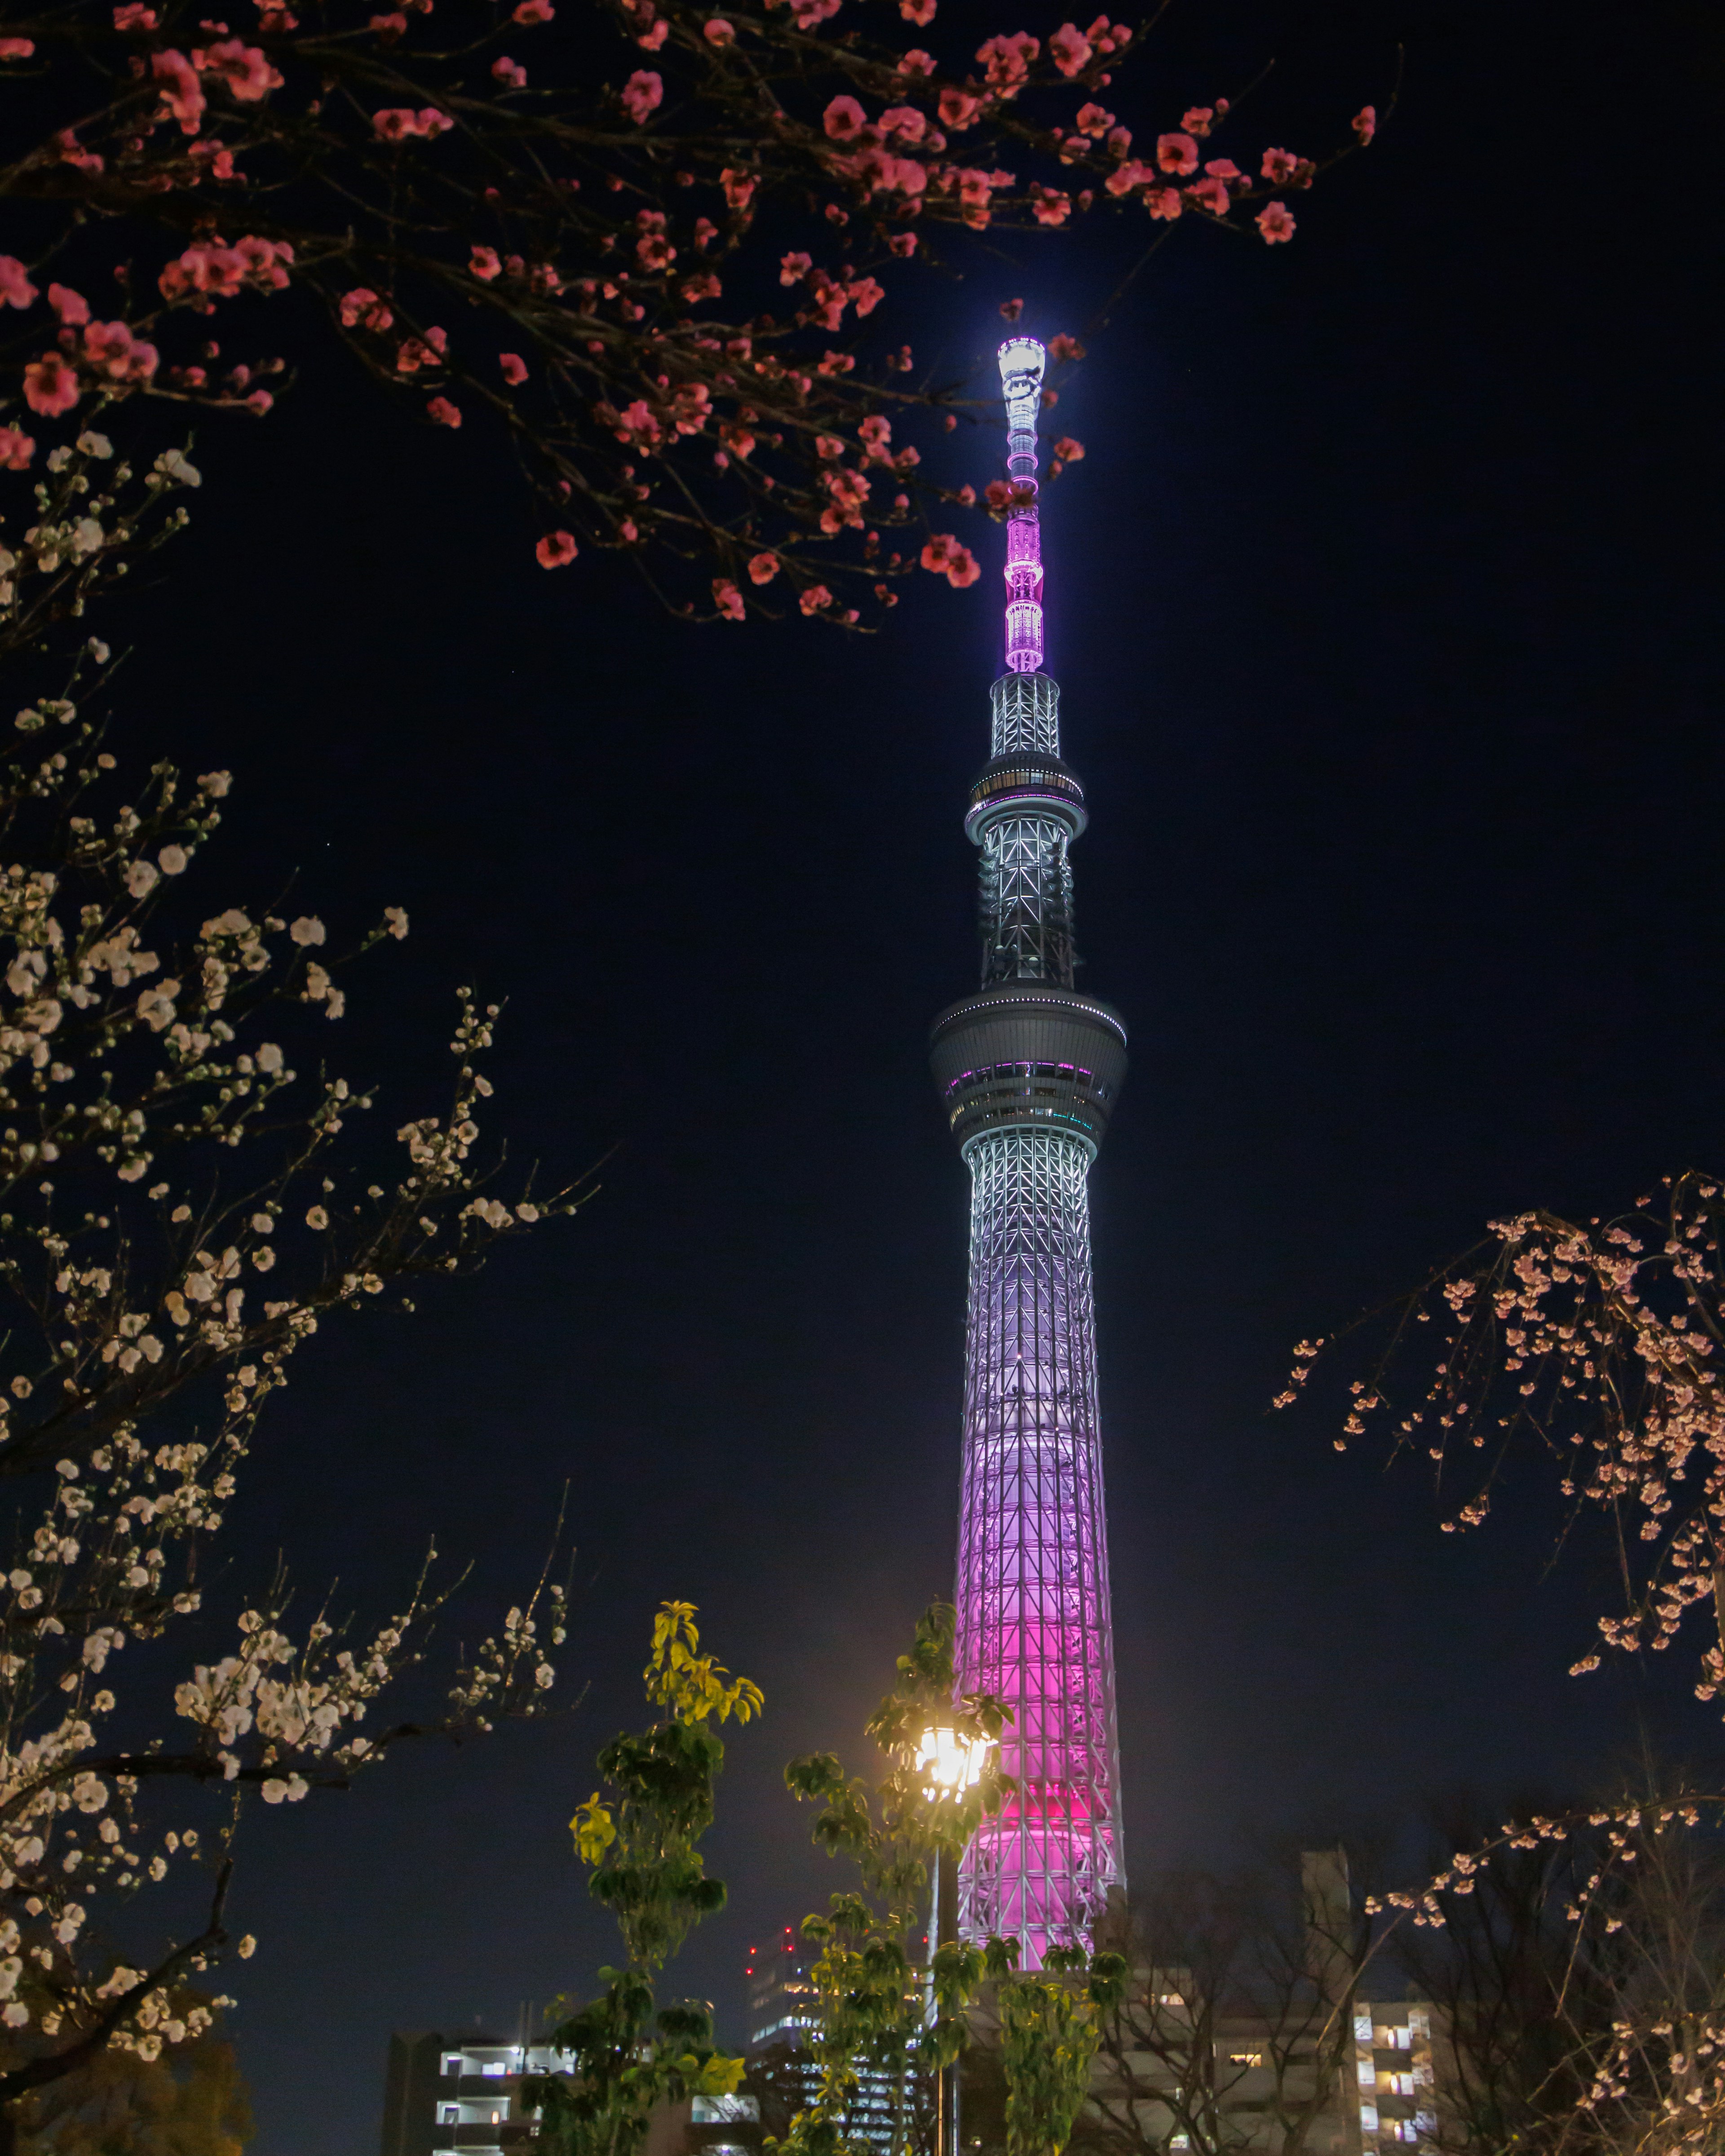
[1185,175,1231,216]
[1261,146,1299,182]
[823,95,866,140]
[1144,185,1182,220]
[900,0,936,21]
[23,351,79,416]
[492,55,528,87]
[0,256,37,310]
[1255,199,1295,243]
[1075,102,1112,137]
[1053,435,1084,462]
[880,104,927,142]
[499,352,528,384]
[712,578,745,619]
[779,252,813,285]
[1104,158,1152,197]
[1155,131,1197,174]
[0,425,35,470]
[339,287,394,331]
[1181,104,1215,136]
[983,479,1014,511]
[920,533,956,574]
[49,283,90,325]
[847,276,885,316]
[0,35,34,57]
[748,552,779,584]
[621,70,663,124]
[703,18,734,42]
[799,584,833,614]
[199,40,283,102]
[720,167,757,210]
[898,48,936,74]
[1353,104,1377,142]
[1030,186,1071,225]
[152,49,206,134]
[471,246,502,281]
[514,0,554,18]
[1048,22,1091,75]
[790,0,841,26]
[944,544,980,588]
[536,530,578,566]
[427,395,462,427]
[1203,157,1241,181]
[1048,333,1085,362]
[976,31,1038,95]
[113,4,159,25]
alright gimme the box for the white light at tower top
[996,336,1048,676]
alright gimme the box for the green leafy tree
[525,1602,762,2156]
[15,2005,251,2156]
[988,1945,1126,2156]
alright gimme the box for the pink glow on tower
[928,334,1127,1970]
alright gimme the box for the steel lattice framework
[928,337,1127,1966]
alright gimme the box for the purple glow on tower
[927,336,1127,1969]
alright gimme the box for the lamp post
[916,1724,991,2156]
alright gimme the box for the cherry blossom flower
[1181,104,1216,135]
[426,396,462,427]
[0,34,35,55]
[1053,435,1084,462]
[339,287,394,331]
[48,283,90,324]
[1048,333,1084,362]
[823,95,866,140]
[681,272,721,303]
[514,0,555,18]
[1105,158,1153,197]
[0,425,34,470]
[1030,186,1071,225]
[898,48,936,74]
[151,49,205,134]
[536,530,578,566]
[789,0,840,27]
[748,552,779,584]
[0,256,37,309]
[920,533,956,574]
[976,31,1038,95]
[799,584,833,614]
[470,246,502,281]
[1353,104,1377,141]
[1255,200,1295,243]
[1155,131,1198,174]
[499,352,528,385]
[23,352,79,416]
[1261,146,1300,182]
[901,0,936,20]
[199,40,282,101]
[1203,157,1242,182]
[113,3,159,25]
[983,479,1014,512]
[1186,175,1231,216]
[858,414,892,459]
[84,320,159,383]
[1049,22,1092,75]
[1145,185,1183,220]
[492,55,527,88]
[944,544,980,587]
[621,70,663,124]
[703,17,734,42]
[1075,102,1112,137]
[719,167,757,210]
[847,276,885,316]
[780,252,813,285]
[999,297,1024,322]
[879,104,927,142]
[712,577,745,619]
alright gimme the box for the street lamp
[919,1722,991,2156]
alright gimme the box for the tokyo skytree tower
[929,336,1127,1966]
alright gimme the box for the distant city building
[380,2033,572,2156]
[744,1928,920,2156]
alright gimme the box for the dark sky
[63,0,1725,2148]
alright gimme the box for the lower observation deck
[929,984,1128,1158]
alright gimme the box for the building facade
[933,336,1126,1966]
[380,2033,574,2156]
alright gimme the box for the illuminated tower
[929,337,1127,1966]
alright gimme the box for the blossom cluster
[0,0,1382,628]
[0,539,578,2099]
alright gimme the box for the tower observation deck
[930,336,1125,1966]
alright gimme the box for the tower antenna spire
[928,326,1128,1970]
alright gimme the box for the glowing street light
[916,1723,992,1795]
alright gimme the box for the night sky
[66,0,1725,2148]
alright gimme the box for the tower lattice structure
[929,337,1126,1967]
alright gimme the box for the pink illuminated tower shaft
[928,338,1127,1966]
